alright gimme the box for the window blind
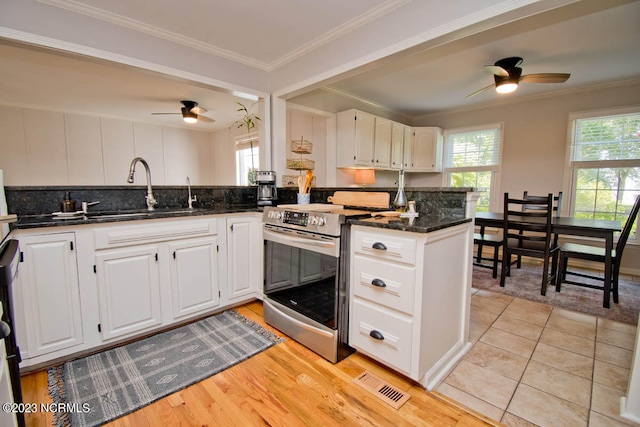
[444,125,502,168]
[235,133,259,151]
[572,113,640,162]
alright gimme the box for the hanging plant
[235,102,261,185]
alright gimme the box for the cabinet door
[411,127,443,172]
[95,245,162,340]
[227,218,258,300]
[374,117,392,168]
[17,233,83,357]
[391,122,406,170]
[403,126,413,170]
[354,111,376,166]
[169,237,219,319]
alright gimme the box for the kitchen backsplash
[5,186,472,217]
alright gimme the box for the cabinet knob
[371,278,387,288]
[369,330,384,340]
[372,242,387,250]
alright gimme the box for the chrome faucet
[186,176,197,209]
[127,157,157,210]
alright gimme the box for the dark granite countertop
[348,214,472,233]
[12,206,261,230]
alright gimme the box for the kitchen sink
[87,208,207,220]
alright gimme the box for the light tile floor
[436,287,640,427]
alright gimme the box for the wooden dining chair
[500,193,560,295]
[473,225,503,278]
[516,191,563,268]
[556,195,640,306]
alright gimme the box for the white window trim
[442,122,504,212]
[563,105,640,244]
[562,105,640,216]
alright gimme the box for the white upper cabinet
[337,109,442,172]
[373,117,392,168]
[391,122,413,170]
[336,109,376,168]
[408,127,443,172]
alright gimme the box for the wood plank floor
[20,301,500,427]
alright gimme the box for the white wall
[0,105,230,186]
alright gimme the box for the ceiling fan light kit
[467,56,570,98]
[181,106,198,123]
[151,100,214,124]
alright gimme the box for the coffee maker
[256,171,278,206]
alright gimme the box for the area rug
[48,309,284,427]
[473,265,640,325]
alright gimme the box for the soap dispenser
[60,192,76,213]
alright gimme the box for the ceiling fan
[151,100,214,123]
[466,57,570,98]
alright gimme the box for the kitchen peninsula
[6,185,476,390]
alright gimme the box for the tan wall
[411,81,640,274]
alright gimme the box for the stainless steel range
[262,204,370,362]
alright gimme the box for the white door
[374,117,392,168]
[169,237,219,319]
[18,233,83,357]
[95,245,162,340]
[411,127,443,171]
[354,111,376,166]
[227,218,257,300]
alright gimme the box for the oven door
[263,224,340,329]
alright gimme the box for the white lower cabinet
[13,213,263,368]
[169,237,220,319]
[227,217,261,300]
[94,244,162,340]
[349,223,473,390]
[14,232,84,358]
[93,218,220,341]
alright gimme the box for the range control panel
[263,207,340,235]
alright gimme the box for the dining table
[474,212,622,308]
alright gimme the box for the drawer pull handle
[369,330,384,340]
[371,278,387,288]
[372,242,387,250]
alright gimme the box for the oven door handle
[263,228,336,249]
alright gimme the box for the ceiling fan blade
[151,112,180,115]
[484,65,509,77]
[466,83,496,99]
[191,105,207,115]
[520,73,570,83]
[197,115,214,123]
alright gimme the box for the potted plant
[236,102,261,186]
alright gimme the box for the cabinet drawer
[94,218,217,249]
[353,229,416,265]
[352,255,415,315]
[350,299,413,374]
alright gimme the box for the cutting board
[327,191,390,209]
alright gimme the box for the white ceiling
[1,0,639,129]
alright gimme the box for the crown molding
[38,0,411,72]
[267,0,411,70]
[38,0,272,70]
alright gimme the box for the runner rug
[48,309,284,427]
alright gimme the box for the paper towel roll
[0,169,7,216]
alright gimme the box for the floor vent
[353,371,411,410]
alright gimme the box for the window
[235,133,259,185]
[569,109,640,240]
[443,124,503,212]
